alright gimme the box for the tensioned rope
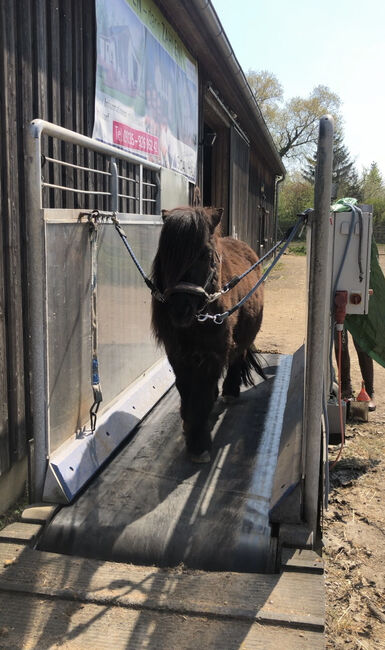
[196,210,311,324]
[81,208,310,432]
[82,208,310,323]
[88,211,103,432]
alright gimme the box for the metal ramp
[37,352,302,573]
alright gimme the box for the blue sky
[212,0,385,176]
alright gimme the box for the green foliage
[246,70,342,161]
[0,492,28,531]
[246,69,283,124]
[302,132,362,200]
[246,69,385,241]
[371,197,385,221]
[288,242,307,255]
[361,162,385,202]
[277,172,313,236]
[360,163,385,240]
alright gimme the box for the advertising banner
[94,0,198,181]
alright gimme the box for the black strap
[111,213,165,302]
[88,212,103,432]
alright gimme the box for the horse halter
[162,251,222,306]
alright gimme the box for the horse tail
[240,348,267,386]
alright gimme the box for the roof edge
[190,0,286,176]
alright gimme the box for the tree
[246,70,342,162]
[246,70,283,124]
[302,132,362,200]
[278,171,314,235]
[360,163,385,239]
[361,162,385,202]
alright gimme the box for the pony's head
[152,206,223,328]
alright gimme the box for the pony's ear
[161,209,170,222]
[207,207,223,232]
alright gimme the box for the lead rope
[110,212,165,303]
[88,211,103,432]
[84,209,309,331]
[197,211,310,324]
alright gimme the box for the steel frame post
[26,122,48,501]
[303,115,334,538]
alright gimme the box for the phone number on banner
[113,121,159,156]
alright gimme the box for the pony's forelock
[152,208,211,288]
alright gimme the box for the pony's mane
[152,207,212,290]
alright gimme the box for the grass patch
[288,242,307,256]
[0,491,28,532]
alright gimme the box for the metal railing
[29,119,160,215]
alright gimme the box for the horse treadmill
[38,350,304,573]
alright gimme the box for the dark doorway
[202,91,231,234]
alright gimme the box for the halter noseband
[162,252,221,306]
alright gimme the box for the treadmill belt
[38,354,288,573]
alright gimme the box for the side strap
[88,212,103,432]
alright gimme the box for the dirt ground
[258,252,385,650]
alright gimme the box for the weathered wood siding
[249,148,277,256]
[0,0,96,478]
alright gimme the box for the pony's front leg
[175,374,192,425]
[183,370,220,463]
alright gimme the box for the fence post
[110,158,118,213]
[26,122,48,502]
[303,115,334,539]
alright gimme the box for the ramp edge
[43,358,175,503]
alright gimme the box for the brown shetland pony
[151,206,264,462]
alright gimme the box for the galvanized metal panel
[46,217,163,453]
[161,167,191,209]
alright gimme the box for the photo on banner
[93,0,198,182]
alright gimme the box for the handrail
[30,119,161,171]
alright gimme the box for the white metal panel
[331,208,373,314]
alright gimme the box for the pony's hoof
[189,450,211,464]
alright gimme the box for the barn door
[229,126,250,241]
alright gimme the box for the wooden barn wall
[248,148,276,256]
[210,128,230,231]
[0,0,96,479]
[229,126,250,244]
